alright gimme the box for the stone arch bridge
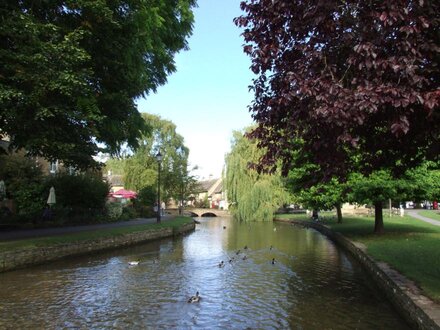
[167,208,230,217]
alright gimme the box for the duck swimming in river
[271,258,276,265]
[128,260,140,266]
[188,291,201,303]
[218,261,225,268]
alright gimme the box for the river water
[0,217,409,329]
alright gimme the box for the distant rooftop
[196,179,219,192]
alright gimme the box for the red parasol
[110,189,138,199]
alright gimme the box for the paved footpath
[0,215,174,242]
[407,209,440,227]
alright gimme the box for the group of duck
[217,245,276,268]
[188,245,277,304]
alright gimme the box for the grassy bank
[276,213,440,302]
[0,216,193,253]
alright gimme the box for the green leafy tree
[347,171,406,233]
[0,0,196,168]
[225,129,290,222]
[404,162,440,203]
[286,139,347,222]
[291,177,346,223]
[111,113,191,206]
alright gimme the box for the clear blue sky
[137,0,254,179]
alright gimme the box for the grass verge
[276,213,440,303]
[0,216,193,253]
[417,210,440,222]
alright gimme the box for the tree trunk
[336,204,342,223]
[374,201,384,234]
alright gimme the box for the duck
[223,226,227,229]
[271,258,276,265]
[242,255,247,260]
[235,249,241,255]
[128,260,140,266]
[188,291,201,303]
[244,245,248,250]
[270,245,273,250]
[218,261,225,268]
[229,257,235,263]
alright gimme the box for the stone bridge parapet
[167,208,230,217]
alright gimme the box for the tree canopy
[235,0,440,178]
[107,113,193,204]
[0,0,196,169]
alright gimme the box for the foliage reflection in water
[0,217,409,329]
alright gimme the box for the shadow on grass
[325,215,440,239]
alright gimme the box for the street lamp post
[156,151,162,223]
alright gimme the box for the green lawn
[0,216,193,253]
[417,210,440,222]
[276,213,440,303]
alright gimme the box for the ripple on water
[0,218,409,329]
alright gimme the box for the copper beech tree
[235,0,439,232]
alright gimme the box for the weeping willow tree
[225,129,290,222]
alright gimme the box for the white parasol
[47,186,56,206]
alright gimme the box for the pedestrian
[161,201,165,216]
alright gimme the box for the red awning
[110,189,138,199]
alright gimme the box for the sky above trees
[137,0,254,179]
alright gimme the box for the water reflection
[0,217,408,329]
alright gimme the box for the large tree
[0,0,196,168]
[109,113,192,204]
[225,129,290,222]
[236,0,440,232]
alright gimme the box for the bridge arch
[200,212,217,217]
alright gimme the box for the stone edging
[274,218,440,330]
[0,222,195,273]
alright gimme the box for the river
[0,217,409,329]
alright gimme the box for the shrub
[42,172,109,225]
[119,206,138,221]
[14,182,46,220]
[106,202,123,220]
[195,195,210,208]
[45,172,109,210]
[137,186,156,207]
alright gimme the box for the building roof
[213,181,223,194]
[105,174,124,187]
[196,179,219,192]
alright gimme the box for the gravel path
[407,210,440,227]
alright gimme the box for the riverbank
[0,216,195,273]
[274,214,440,329]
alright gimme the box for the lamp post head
[156,151,162,162]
